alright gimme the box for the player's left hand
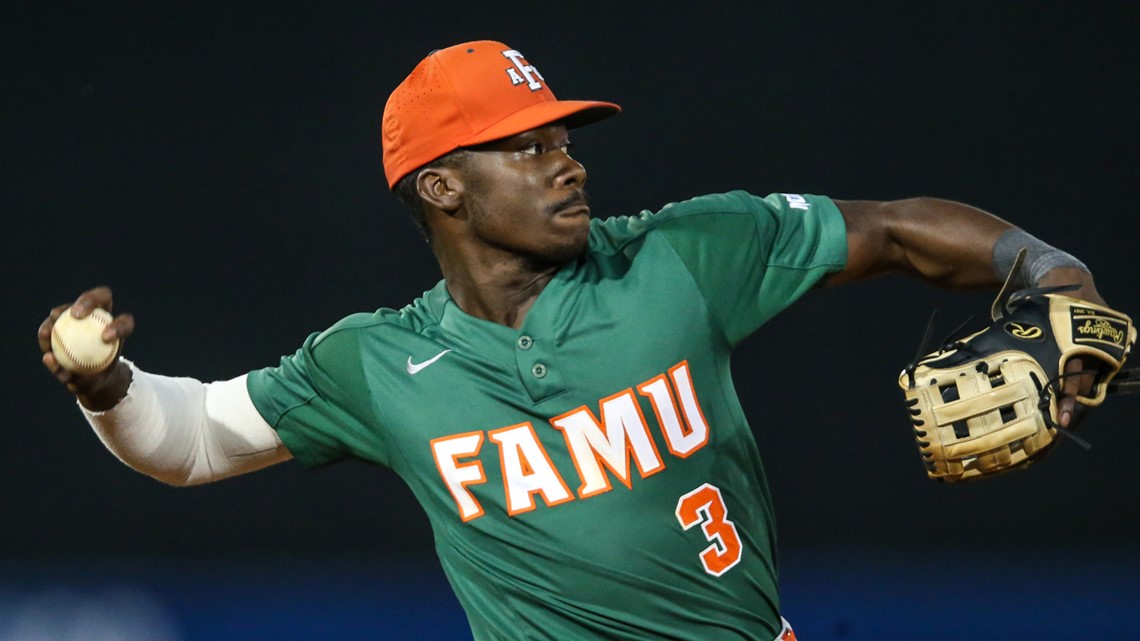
[900,276,1134,482]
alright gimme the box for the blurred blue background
[3,548,1138,640]
[4,0,1137,638]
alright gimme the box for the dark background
[3,1,1138,639]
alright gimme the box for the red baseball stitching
[52,312,117,373]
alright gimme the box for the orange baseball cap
[382,41,621,189]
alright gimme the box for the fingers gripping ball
[51,307,121,374]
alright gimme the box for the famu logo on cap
[1005,322,1043,340]
[502,50,545,91]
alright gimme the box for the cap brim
[460,100,621,147]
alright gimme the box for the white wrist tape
[81,359,291,486]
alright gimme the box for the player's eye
[518,141,573,157]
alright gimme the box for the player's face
[459,124,590,267]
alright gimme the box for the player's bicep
[205,375,294,463]
[822,199,905,286]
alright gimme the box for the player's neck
[436,246,560,329]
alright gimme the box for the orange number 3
[675,483,743,577]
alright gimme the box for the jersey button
[517,335,533,350]
[531,363,547,378]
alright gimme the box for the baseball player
[40,41,1107,640]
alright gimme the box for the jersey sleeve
[593,191,848,346]
[246,324,390,469]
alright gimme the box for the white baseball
[51,307,121,374]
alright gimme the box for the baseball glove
[899,253,1137,483]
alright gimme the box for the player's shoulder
[588,190,777,252]
[309,283,444,351]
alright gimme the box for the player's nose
[553,153,586,189]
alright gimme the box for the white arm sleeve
[81,359,293,486]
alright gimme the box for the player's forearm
[896,198,1020,287]
[82,361,292,486]
[842,197,1015,288]
[835,197,1097,291]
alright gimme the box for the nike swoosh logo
[406,349,451,375]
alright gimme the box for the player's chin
[534,224,590,267]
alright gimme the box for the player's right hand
[38,286,136,410]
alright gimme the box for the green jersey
[248,191,847,640]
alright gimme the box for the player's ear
[417,167,464,213]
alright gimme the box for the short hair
[392,149,471,243]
